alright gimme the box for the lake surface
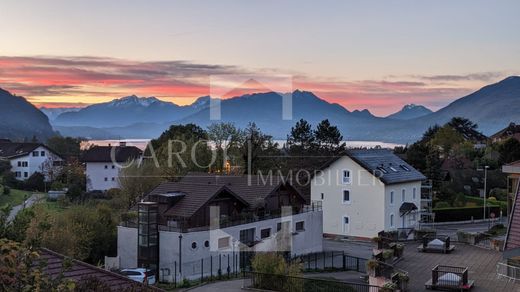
[83,139,403,150]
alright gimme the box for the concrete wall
[117,226,138,268]
[117,210,323,281]
[10,146,63,181]
[383,181,422,230]
[311,156,386,238]
[86,162,121,191]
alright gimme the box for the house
[81,143,142,191]
[37,248,162,291]
[503,162,520,273]
[117,172,323,281]
[491,122,520,143]
[503,160,520,221]
[0,140,64,181]
[311,149,426,239]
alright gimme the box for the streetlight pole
[483,165,489,222]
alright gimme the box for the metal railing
[243,271,382,292]
[497,262,520,282]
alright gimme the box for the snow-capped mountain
[40,107,82,121]
[107,95,162,107]
[386,104,433,120]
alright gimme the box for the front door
[343,216,350,234]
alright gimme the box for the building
[491,122,520,143]
[117,173,323,281]
[503,160,520,221]
[81,143,142,191]
[0,140,64,181]
[503,162,520,275]
[37,248,162,291]
[311,149,426,239]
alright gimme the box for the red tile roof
[37,248,163,291]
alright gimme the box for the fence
[292,251,368,273]
[243,271,382,292]
[497,262,520,281]
[429,265,469,289]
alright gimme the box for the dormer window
[400,165,410,171]
[377,167,388,174]
[342,170,351,184]
[389,166,398,172]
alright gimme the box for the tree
[25,172,46,191]
[430,125,464,156]
[46,136,83,159]
[118,161,164,209]
[207,122,244,172]
[314,119,345,153]
[241,123,282,174]
[287,119,315,152]
[498,138,520,164]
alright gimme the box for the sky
[0,0,519,116]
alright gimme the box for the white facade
[118,209,323,281]
[9,146,63,181]
[86,162,122,191]
[311,156,422,238]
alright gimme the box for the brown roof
[81,145,142,162]
[505,180,520,254]
[0,142,62,159]
[37,248,163,291]
[146,172,307,218]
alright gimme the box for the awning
[399,202,418,216]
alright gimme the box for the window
[390,191,394,204]
[240,228,256,245]
[191,242,197,249]
[104,165,108,169]
[104,177,108,181]
[295,221,305,231]
[260,228,271,239]
[111,177,115,181]
[389,166,398,172]
[401,189,406,202]
[218,237,230,249]
[112,165,115,169]
[17,161,21,167]
[277,221,290,232]
[342,190,350,203]
[321,193,324,200]
[390,214,394,227]
[377,166,388,174]
[22,161,28,167]
[40,151,45,156]
[400,165,410,171]
[342,216,350,234]
[15,171,21,177]
[32,151,39,157]
[342,170,351,184]
[412,188,416,200]
[24,172,28,178]
[204,240,210,248]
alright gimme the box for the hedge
[432,206,501,222]
[464,196,507,213]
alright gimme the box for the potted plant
[382,249,394,262]
[366,259,380,276]
[395,244,405,258]
[381,282,397,292]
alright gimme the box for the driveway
[7,193,43,222]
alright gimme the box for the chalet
[0,140,64,181]
[491,122,520,143]
[311,149,426,238]
[117,173,323,281]
[81,143,142,191]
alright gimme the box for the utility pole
[483,165,489,221]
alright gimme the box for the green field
[0,187,30,207]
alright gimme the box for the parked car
[120,268,156,285]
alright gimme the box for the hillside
[0,88,55,141]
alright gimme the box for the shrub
[435,201,450,208]
[382,249,394,260]
[488,196,497,201]
[3,186,10,195]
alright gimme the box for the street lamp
[477,165,490,221]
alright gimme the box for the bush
[433,206,501,222]
[3,186,10,195]
[435,201,450,208]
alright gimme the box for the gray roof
[0,142,63,159]
[322,149,426,185]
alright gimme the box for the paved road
[187,279,244,292]
[7,193,43,222]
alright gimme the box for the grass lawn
[0,187,30,207]
[40,200,67,213]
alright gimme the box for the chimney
[119,141,127,147]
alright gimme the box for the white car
[120,268,156,285]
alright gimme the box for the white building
[311,149,426,239]
[117,173,323,281]
[0,140,64,181]
[82,144,142,191]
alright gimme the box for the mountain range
[0,88,55,141]
[386,104,433,120]
[1,76,519,143]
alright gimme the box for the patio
[395,242,520,291]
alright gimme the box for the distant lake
[83,139,403,150]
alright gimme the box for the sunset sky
[1,0,519,116]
